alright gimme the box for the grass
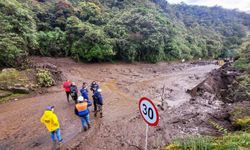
[163,132,250,150]
[0,93,27,104]
[0,69,28,85]
[0,69,20,82]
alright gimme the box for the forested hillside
[1,0,250,67]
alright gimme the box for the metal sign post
[139,97,159,150]
[145,123,149,150]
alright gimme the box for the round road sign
[139,97,159,126]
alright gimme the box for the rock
[8,86,30,94]
[2,68,17,72]
[14,84,23,87]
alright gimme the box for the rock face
[187,62,240,102]
[8,86,30,94]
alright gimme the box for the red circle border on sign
[139,97,159,126]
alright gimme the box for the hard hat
[97,89,102,92]
[46,106,54,110]
[72,82,76,86]
[78,96,84,102]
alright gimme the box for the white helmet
[78,96,84,102]
[97,89,102,92]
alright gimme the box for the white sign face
[139,97,159,126]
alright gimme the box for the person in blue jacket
[80,82,89,100]
[75,96,92,131]
[92,89,103,118]
[90,81,99,93]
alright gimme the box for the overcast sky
[167,0,250,12]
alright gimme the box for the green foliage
[234,43,250,70]
[1,0,250,66]
[0,68,20,82]
[174,136,213,150]
[163,132,250,150]
[36,69,55,87]
[34,28,68,56]
[0,68,29,88]
[66,18,115,62]
[78,2,101,21]
[0,0,36,67]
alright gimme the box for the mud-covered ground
[0,57,219,150]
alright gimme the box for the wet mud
[0,57,219,150]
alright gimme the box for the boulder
[8,86,30,94]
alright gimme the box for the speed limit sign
[139,97,159,126]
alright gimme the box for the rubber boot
[100,112,103,118]
[84,127,88,132]
[94,112,97,117]
[88,123,91,129]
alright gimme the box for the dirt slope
[0,57,218,150]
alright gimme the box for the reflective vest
[76,102,89,117]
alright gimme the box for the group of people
[40,80,104,146]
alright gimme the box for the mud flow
[0,57,219,150]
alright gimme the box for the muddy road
[0,57,219,150]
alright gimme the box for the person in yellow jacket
[40,106,63,144]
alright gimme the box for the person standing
[63,80,71,103]
[80,82,89,100]
[90,81,99,93]
[40,106,63,147]
[70,82,78,104]
[92,89,103,118]
[90,81,99,111]
[75,96,92,131]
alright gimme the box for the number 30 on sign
[139,97,159,126]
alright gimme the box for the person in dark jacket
[90,81,99,111]
[70,82,78,104]
[80,82,89,100]
[90,81,99,93]
[75,96,92,131]
[92,89,103,118]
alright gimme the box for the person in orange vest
[40,106,63,146]
[75,96,92,131]
[63,80,71,102]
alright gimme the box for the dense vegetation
[1,0,250,66]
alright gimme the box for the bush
[0,0,36,67]
[36,69,55,87]
[234,58,250,70]
[0,68,20,82]
[230,104,250,131]
[69,23,115,62]
[34,28,68,57]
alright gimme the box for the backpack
[70,86,77,96]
